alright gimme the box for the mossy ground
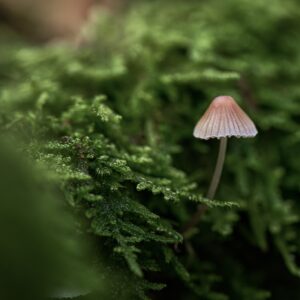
[1,0,300,299]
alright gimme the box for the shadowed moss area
[1,0,300,299]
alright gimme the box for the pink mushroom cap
[193,96,258,140]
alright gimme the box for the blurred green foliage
[1,0,300,299]
[0,139,100,300]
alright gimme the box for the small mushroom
[182,96,257,236]
[194,95,257,199]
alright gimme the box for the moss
[1,0,300,299]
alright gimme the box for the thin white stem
[207,137,227,199]
[181,137,228,237]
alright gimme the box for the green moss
[1,0,300,299]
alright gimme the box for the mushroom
[193,95,257,199]
[182,96,257,235]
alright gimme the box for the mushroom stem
[181,137,227,237]
[207,137,227,199]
